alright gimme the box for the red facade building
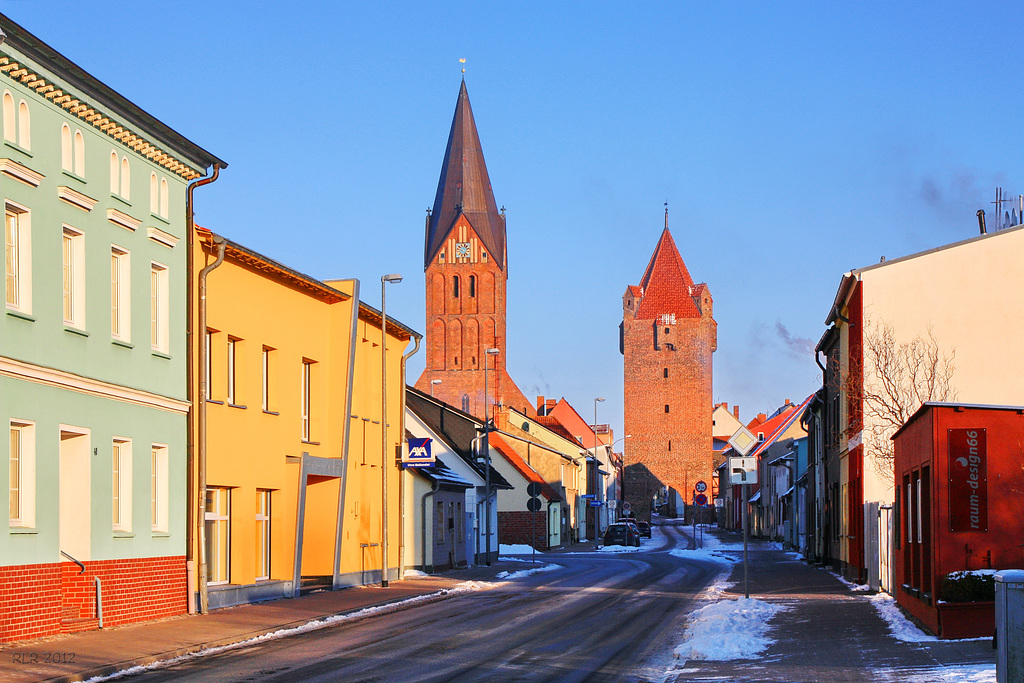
[621,218,716,520]
[414,81,533,419]
[892,402,1024,638]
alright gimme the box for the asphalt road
[130,521,721,682]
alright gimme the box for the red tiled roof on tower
[634,228,702,319]
[424,80,505,270]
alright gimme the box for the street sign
[527,497,543,512]
[728,425,758,456]
[526,482,543,497]
[403,437,434,467]
[588,500,603,507]
[714,497,724,508]
[729,456,758,485]
[695,481,707,493]
[695,493,708,506]
[580,494,597,500]
[621,501,631,513]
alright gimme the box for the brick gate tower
[621,213,716,520]
[414,81,533,419]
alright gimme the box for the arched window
[120,157,130,199]
[150,173,159,214]
[469,275,476,298]
[73,130,85,177]
[110,152,119,193]
[461,394,470,413]
[159,178,169,218]
[452,275,460,298]
[17,100,30,149]
[1,92,13,141]
[61,124,72,171]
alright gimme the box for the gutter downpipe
[333,280,360,591]
[197,232,226,615]
[185,165,220,615]
[398,334,421,580]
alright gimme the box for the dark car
[603,522,641,547]
[636,521,652,538]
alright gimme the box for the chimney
[757,413,767,423]
[785,398,791,406]
[536,396,546,415]
[546,399,556,412]
[733,405,740,419]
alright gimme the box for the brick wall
[498,511,550,549]
[0,556,186,644]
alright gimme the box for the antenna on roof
[664,201,669,229]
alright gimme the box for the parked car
[636,521,652,538]
[603,522,641,547]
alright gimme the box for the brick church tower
[414,81,534,419]
[621,214,716,520]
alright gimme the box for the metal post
[743,482,750,599]
[380,274,403,587]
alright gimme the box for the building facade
[621,221,716,521]
[1,13,223,643]
[414,81,533,419]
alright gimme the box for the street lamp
[483,347,499,565]
[592,397,605,548]
[430,379,442,397]
[380,273,402,587]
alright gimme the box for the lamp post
[593,397,605,548]
[430,379,442,397]
[483,347,499,565]
[380,273,402,587]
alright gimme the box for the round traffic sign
[527,497,543,512]
[695,481,707,493]
[526,482,543,497]
[695,493,708,506]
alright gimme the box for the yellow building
[189,227,418,610]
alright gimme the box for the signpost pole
[743,481,749,599]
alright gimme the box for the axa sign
[948,428,987,532]
[404,437,434,468]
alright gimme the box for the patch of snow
[869,593,936,642]
[947,569,998,579]
[895,663,995,682]
[495,563,561,580]
[673,596,786,661]
[831,570,870,591]
[403,569,429,577]
[669,548,740,565]
[499,543,540,554]
[81,581,493,682]
[597,543,641,553]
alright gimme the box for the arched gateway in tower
[621,219,716,520]
[414,81,534,419]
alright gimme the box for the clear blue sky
[6,1,1023,437]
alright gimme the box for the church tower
[621,214,716,520]
[415,81,534,419]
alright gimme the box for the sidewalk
[667,525,996,682]
[0,566,503,683]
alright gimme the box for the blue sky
[5,1,1023,437]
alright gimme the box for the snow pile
[403,569,429,577]
[495,563,561,580]
[597,543,640,553]
[868,593,935,642]
[897,663,995,682]
[669,548,739,565]
[499,543,540,554]
[831,570,870,592]
[673,596,786,661]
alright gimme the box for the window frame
[150,262,169,352]
[110,245,130,341]
[255,489,271,580]
[112,438,132,532]
[205,487,231,584]
[151,444,168,533]
[9,420,36,527]
[5,202,31,313]
[227,337,238,405]
[63,226,85,328]
[301,359,313,441]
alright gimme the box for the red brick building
[414,81,533,419]
[621,219,716,520]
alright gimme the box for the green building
[1,13,224,642]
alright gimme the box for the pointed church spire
[424,81,506,270]
[635,228,701,319]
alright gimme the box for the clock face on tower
[455,242,471,258]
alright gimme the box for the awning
[749,491,761,503]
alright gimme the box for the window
[74,131,85,177]
[663,367,668,378]
[110,247,130,340]
[664,404,670,413]
[227,338,238,404]
[9,421,35,527]
[1,91,13,142]
[110,153,130,200]
[61,126,84,176]
[302,360,313,441]
[61,124,72,171]
[435,501,444,543]
[160,178,168,218]
[63,227,85,327]
[151,445,168,532]
[5,204,32,312]
[461,394,470,413]
[256,490,271,580]
[150,173,158,215]
[452,275,459,298]
[205,487,230,584]
[468,275,476,297]
[205,330,213,400]
[17,100,29,150]
[112,439,132,531]
[150,263,168,352]
[262,346,273,411]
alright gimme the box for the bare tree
[843,320,957,477]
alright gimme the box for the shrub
[940,570,995,603]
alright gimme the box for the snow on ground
[895,663,995,682]
[672,595,786,661]
[403,569,429,577]
[82,581,494,682]
[831,570,871,592]
[869,592,936,642]
[669,548,739,565]
[495,563,561,580]
[499,543,540,554]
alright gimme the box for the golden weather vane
[460,58,466,75]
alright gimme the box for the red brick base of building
[0,556,186,644]
[499,511,551,550]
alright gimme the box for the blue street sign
[588,500,603,507]
[404,437,434,468]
